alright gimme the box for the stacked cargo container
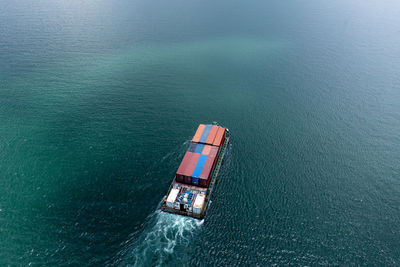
[175,124,226,188]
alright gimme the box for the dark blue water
[1,0,400,265]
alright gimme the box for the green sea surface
[1,0,399,265]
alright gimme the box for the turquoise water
[1,0,400,265]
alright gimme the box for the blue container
[187,142,197,152]
[191,177,199,185]
[194,143,205,154]
[199,124,212,143]
[192,154,208,178]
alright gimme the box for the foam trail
[112,209,203,266]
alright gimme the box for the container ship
[161,124,229,219]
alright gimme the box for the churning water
[113,210,204,266]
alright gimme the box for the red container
[212,127,226,147]
[209,146,219,158]
[192,124,205,143]
[184,152,200,184]
[198,177,210,188]
[198,146,221,187]
[176,152,193,182]
[202,144,211,155]
[205,125,218,145]
[199,157,213,181]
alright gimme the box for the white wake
[113,209,203,266]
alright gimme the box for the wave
[111,209,203,266]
